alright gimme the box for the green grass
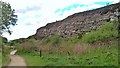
[20,40,118,66]
[0,52,10,67]
[0,37,10,67]
[2,55,10,66]
[81,22,118,43]
[0,52,2,67]
[0,36,11,66]
[79,43,118,66]
[2,47,11,66]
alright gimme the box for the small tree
[0,1,17,35]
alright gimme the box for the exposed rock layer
[35,3,120,39]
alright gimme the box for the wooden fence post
[67,51,70,56]
[40,49,42,57]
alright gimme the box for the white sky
[2,0,119,40]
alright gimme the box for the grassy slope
[18,21,119,66]
[81,22,118,43]
[0,53,1,66]
[21,40,118,66]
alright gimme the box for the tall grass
[2,46,11,66]
[0,49,1,63]
[20,40,118,66]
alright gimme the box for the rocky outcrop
[35,3,120,39]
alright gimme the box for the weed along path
[7,50,27,67]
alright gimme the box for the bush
[18,41,38,53]
[81,21,118,43]
[46,35,62,46]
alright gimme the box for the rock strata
[35,3,120,39]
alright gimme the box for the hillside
[2,3,119,67]
[35,3,120,39]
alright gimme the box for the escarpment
[35,3,120,39]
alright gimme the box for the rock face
[35,3,120,39]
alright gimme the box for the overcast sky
[2,0,119,40]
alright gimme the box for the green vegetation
[79,42,118,66]
[16,21,118,66]
[0,37,10,66]
[45,35,80,46]
[46,34,62,46]
[2,46,11,66]
[20,40,118,66]
[0,1,18,34]
[81,22,118,43]
[0,54,1,67]
[2,55,10,66]
[0,50,1,67]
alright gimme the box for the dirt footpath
[6,50,27,68]
[8,55,26,66]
